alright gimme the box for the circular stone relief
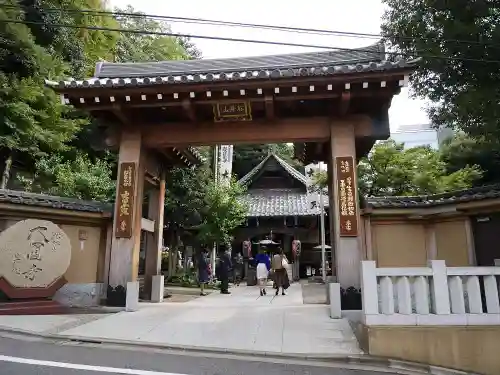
[0,219,71,288]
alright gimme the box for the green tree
[313,140,482,196]
[381,0,500,138]
[17,152,115,201]
[72,0,120,75]
[196,178,248,247]
[0,1,85,188]
[113,5,201,62]
[18,0,120,77]
[440,133,500,186]
[164,166,212,230]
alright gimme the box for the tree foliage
[2,1,200,196]
[440,133,500,186]
[381,0,500,138]
[196,178,248,247]
[0,1,86,188]
[113,5,201,62]
[164,166,212,229]
[313,140,482,196]
[18,152,115,201]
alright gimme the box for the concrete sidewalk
[0,284,362,358]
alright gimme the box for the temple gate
[48,42,416,306]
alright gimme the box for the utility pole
[319,187,327,283]
[211,145,219,277]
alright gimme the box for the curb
[0,326,478,375]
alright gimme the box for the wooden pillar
[327,121,362,288]
[143,172,166,299]
[107,130,145,307]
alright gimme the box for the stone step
[0,300,68,315]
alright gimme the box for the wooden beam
[77,89,399,112]
[111,105,131,125]
[314,142,324,157]
[339,92,351,116]
[142,117,331,147]
[264,96,275,120]
[182,99,196,122]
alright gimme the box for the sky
[110,0,430,130]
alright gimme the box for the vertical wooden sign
[336,156,358,236]
[115,162,136,238]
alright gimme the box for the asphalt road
[0,333,394,375]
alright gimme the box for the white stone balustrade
[361,260,500,326]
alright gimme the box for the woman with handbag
[272,248,289,296]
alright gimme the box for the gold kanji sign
[115,162,136,238]
[213,101,252,122]
[336,156,358,236]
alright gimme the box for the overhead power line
[1,3,499,48]
[1,19,500,65]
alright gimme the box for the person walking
[216,248,232,294]
[197,248,210,296]
[254,249,271,296]
[272,248,289,296]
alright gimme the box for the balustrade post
[448,276,466,314]
[380,276,394,314]
[429,260,450,315]
[483,275,500,314]
[414,276,430,314]
[360,261,378,315]
[466,276,483,314]
[396,277,412,314]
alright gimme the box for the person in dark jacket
[217,249,232,294]
[197,248,210,296]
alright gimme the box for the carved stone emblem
[0,219,71,288]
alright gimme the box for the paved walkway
[0,283,362,357]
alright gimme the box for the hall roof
[47,42,416,90]
[241,188,326,217]
[238,153,306,186]
[238,153,327,217]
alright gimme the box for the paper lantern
[292,240,301,258]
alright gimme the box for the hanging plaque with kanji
[336,156,358,236]
[115,162,136,238]
[213,101,252,122]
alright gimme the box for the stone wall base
[360,324,500,375]
[53,283,104,307]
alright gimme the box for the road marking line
[0,354,187,375]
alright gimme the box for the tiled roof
[240,188,328,217]
[0,190,112,213]
[238,153,306,186]
[238,153,329,217]
[46,42,417,89]
[366,184,500,209]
